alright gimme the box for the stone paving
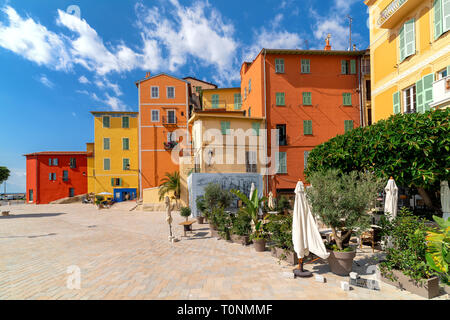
[0,203,448,300]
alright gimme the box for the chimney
[324,34,332,51]
[353,44,357,51]
[145,72,151,78]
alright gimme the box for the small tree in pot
[195,195,206,224]
[203,183,232,232]
[180,206,191,221]
[306,169,383,275]
[230,209,252,245]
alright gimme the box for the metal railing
[162,116,177,125]
[377,0,407,27]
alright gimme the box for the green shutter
[122,116,129,128]
[276,92,285,106]
[234,93,242,109]
[404,19,416,59]
[393,91,401,114]
[399,25,406,62]
[49,159,52,166]
[303,92,312,105]
[301,59,310,73]
[277,152,287,174]
[275,59,284,73]
[119,178,122,187]
[416,79,424,113]
[447,65,450,75]
[434,0,444,39]
[212,94,219,108]
[221,121,230,135]
[103,116,110,128]
[252,122,260,136]
[104,159,110,171]
[123,138,129,150]
[345,120,354,132]
[104,138,110,150]
[123,159,129,171]
[343,93,352,106]
[111,178,115,186]
[423,73,434,112]
[303,120,312,135]
[350,60,356,74]
[49,173,52,181]
[443,0,450,32]
[341,60,347,74]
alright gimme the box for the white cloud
[0,6,72,71]
[89,90,128,111]
[94,77,122,96]
[37,74,54,88]
[78,75,90,84]
[3,168,26,192]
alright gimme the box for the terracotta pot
[271,247,298,265]
[379,268,440,299]
[230,234,250,245]
[327,249,356,276]
[253,239,266,252]
[197,216,204,224]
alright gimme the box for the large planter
[379,268,440,299]
[209,224,219,238]
[197,216,204,224]
[230,234,250,246]
[271,247,298,266]
[253,239,266,252]
[327,249,356,276]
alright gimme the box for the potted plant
[378,208,440,299]
[230,209,252,245]
[276,195,291,215]
[266,214,298,265]
[306,169,383,276]
[180,206,191,222]
[203,183,232,237]
[231,188,267,252]
[95,196,104,210]
[195,195,206,224]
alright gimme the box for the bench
[179,220,196,237]
[2,211,10,216]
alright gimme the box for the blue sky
[0,0,370,193]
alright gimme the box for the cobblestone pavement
[0,203,447,300]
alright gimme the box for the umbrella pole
[293,257,312,278]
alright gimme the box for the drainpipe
[358,55,364,127]
[138,82,142,199]
[263,49,269,196]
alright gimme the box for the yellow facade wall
[91,112,139,197]
[202,87,241,111]
[86,143,95,194]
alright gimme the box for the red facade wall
[25,153,88,204]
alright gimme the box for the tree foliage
[305,109,450,191]
[0,166,10,185]
[158,171,181,201]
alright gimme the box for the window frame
[403,84,417,114]
[151,109,160,122]
[343,93,352,106]
[122,116,130,129]
[301,59,310,74]
[122,138,130,151]
[166,86,175,99]
[276,92,285,106]
[276,124,287,146]
[303,120,313,135]
[103,158,111,171]
[276,152,287,174]
[302,92,312,106]
[102,116,110,128]
[103,137,110,151]
[275,58,285,73]
[151,86,159,99]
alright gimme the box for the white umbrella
[384,177,398,221]
[268,192,275,211]
[441,181,450,221]
[97,192,113,196]
[292,181,329,277]
[249,183,255,199]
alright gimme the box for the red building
[25,152,88,204]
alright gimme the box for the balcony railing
[377,0,407,27]
[377,0,422,29]
[163,141,178,150]
[162,116,177,125]
[430,76,450,109]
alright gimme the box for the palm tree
[158,171,181,204]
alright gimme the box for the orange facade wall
[138,74,189,191]
[25,153,88,204]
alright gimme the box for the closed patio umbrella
[292,181,329,277]
[441,181,450,221]
[384,177,398,221]
[268,192,275,211]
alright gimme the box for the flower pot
[327,249,356,276]
[253,239,266,252]
[209,225,219,238]
[197,216,204,224]
[379,268,440,299]
[271,247,298,266]
[230,234,250,245]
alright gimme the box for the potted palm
[306,169,383,276]
[231,188,267,252]
[158,171,181,209]
[195,195,206,224]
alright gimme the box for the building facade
[202,87,242,111]
[24,152,88,204]
[365,0,450,121]
[89,111,139,202]
[240,45,365,197]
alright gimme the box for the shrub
[277,196,291,214]
[306,169,383,250]
[203,183,232,211]
[379,207,434,282]
[425,216,450,285]
[231,209,252,236]
[210,207,232,239]
[266,214,293,251]
[180,206,191,221]
[195,195,206,217]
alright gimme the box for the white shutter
[444,0,450,32]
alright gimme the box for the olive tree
[0,166,10,186]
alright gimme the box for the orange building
[240,42,365,197]
[136,73,192,202]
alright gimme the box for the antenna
[347,15,353,51]
[304,40,309,50]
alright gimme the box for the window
[104,158,111,171]
[341,60,356,75]
[52,158,58,166]
[49,158,52,166]
[49,173,56,181]
[304,151,310,170]
[344,120,354,133]
[111,178,122,187]
[63,170,68,182]
[167,86,175,98]
[29,189,33,202]
[343,93,352,106]
[366,80,371,101]
[220,121,231,135]
[167,131,177,143]
[244,88,247,100]
[151,86,159,98]
[196,86,202,93]
[248,107,251,117]
[276,152,287,174]
[403,85,416,114]
[437,68,448,80]
[167,110,176,124]
[303,120,313,135]
[245,151,257,173]
[103,116,110,128]
[70,158,77,169]
[275,59,285,73]
[151,110,160,122]
[301,59,310,73]
[212,94,219,108]
[248,79,252,93]
[276,124,287,146]
[123,138,130,151]
[302,92,312,105]
[234,93,242,109]
[276,92,285,106]
[69,188,75,198]
[103,138,110,150]
[123,158,130,171]
[252,122,260,136]
[433,0,450,40]
[399,19,416,62]
[122,116,129,128]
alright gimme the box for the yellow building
[365,0,450,121]
[202,87,242,111]
[89,111,139,201]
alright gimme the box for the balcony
[163,141,178,150]
[162,116,177,125]
[430,76,450,109]
[377,0,423,29]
